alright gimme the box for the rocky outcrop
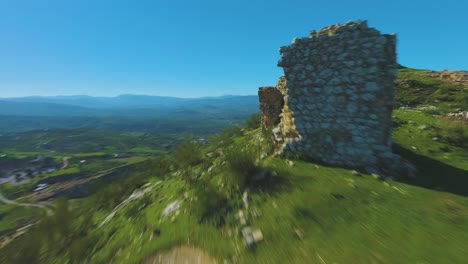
[417,70,468,86]
[258,87,284,128]
[272,75,300,147]
[260,20,415,177]
[447,111,468,124]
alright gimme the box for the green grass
[396,68,468,112]
[72,152,107,158]
[239,158,468,263]
[0,204,42,235]
[1,72,468,263]
[76,108,468,263]
[44,167,80,177]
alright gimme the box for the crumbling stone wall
[273,75,300,143]
[258,87,284,128]
[264,20,414,177]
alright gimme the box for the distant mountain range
[0,95,260,133]
[0,95,259,117]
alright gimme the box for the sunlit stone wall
[264,20,414,176]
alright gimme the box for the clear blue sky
[0,0,467,98]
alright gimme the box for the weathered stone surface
[417,70,468,86]
[258,87,284,129]
[260,20,414,178]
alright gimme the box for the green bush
[191,182,228,227]
[440,120,468,148]
[224,147,259,189]
[245,113,261,130]
[151,154,173,177]
[261,127,275,154]
[224,124,243,137]
[208,125,243,148]
[173,135,203,167]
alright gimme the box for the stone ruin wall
[258,87,284,128]
[259,20,414,177]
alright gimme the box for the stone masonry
[261,20,414,177]
[258,87,284,128]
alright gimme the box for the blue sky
[0,0,467,98]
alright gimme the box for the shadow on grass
[248,168,295,196]
[393,144,468,197]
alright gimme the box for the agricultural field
[0,129,179,247]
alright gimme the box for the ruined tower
[259,20,414,177]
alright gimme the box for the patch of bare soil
[62,157,70,169]
[142,246,216,264]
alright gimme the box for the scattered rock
[371,173,384,180]
[237,210,244,219]
[331,193,345,200]
[242,226,263,248]
[432,137,440,141]
[418,125,429,130]
[260,153,267,159]
[417,70,468,86]
[162,200,182,218]
[294,228,304,239]
[242,191,249,208]
[446,111,468,122]
[351,170,361,176]
[240,218,247,225]
[252,230,263,242]
[287,160,294,167]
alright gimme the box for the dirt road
[0,191,51,215]
[142,246,216,264]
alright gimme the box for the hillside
[0,95,259,134]
[0,68,468,263]
[395,68,468,112]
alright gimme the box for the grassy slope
[2,68,468,263]
[96,69,467,263]
[395,68,468,112]
[80,107,468,263]
[0,130,174,236]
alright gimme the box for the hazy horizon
[0,93,258,99]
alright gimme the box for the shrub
[224,147,259,189]
[151,154,173,176]
[440,120,468,148]
[225,124,243,137]
[245,113,261,130]
[208,125,243,148]
[192,182,228,227]
[261,127,275,154]
[173,135,202,167]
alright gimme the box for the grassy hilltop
[1,68,468,263]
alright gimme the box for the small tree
[245,113,261,130]
[224,147,259,189]
[173,135,203,167]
